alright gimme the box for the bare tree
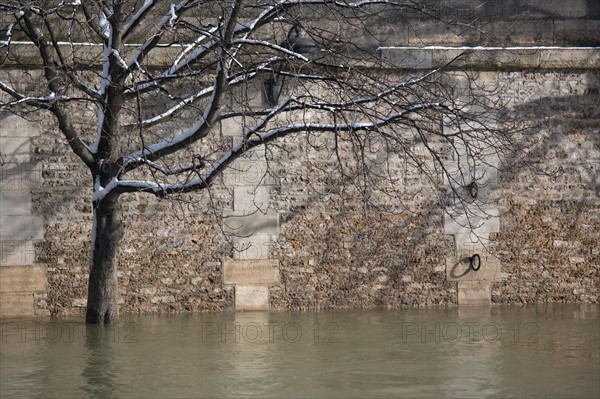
[0,0,521,323]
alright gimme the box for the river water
[1,304,598,398]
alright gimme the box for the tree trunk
[86,194,123,324]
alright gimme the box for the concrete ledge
[223,259,280,285]
[0,265,46,293]
[379,46,600,70]
[539,48,600,69]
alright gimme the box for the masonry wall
[272,68,599,310]
[491,71,600,304]
[0,1,598,317]
[2,64,595,317]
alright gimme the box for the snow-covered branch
[120,0,244,172]
[231,38,311,62]
[122,0,159,40]
[0,81,49,109]
[123,0,196,78]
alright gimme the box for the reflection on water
[81,325,127,398]
[1,304,598,398]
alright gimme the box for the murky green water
[1,304,598,398]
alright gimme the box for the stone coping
[378,46,600,70]
[1,41,598,70]
[0,41,182,68]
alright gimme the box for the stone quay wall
[0,0,599,317]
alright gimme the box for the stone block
[480,20,554,45]
[452,232,492,246]
[444,207,500,235]
[0,215,43,241]
[446,247,501,282]
[0,292,34,317]
[539,48,600,69]
[220,116,243,137]
[472,0,503,18]
[380,48,432,69]
[0,163,43,190]
[229,80,264,110]
[444,149,499,200]
[457,281,491,306]
[0,113,39,137]
[1,241,37,266]
[0,136,30,162]
[231,137,266,159]
[233,186,270,213]
[221,158,270,186]
[0,191,32,216]
[231,234,274,260]
[354,23,409,48]
[0,265,46,293]
[501,0,587,19]
[221,115,261,138]
[234,285,270,311]
[463,49,541,69]
[223,211,278,237]
[408,21,477,46]
[223,259,280,285]
[381,47,550,70]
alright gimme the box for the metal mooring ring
[470,254,481,271]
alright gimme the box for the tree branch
[18,9,95,169]
[120,0,244,172]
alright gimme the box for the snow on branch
[122,0,396,96]
[231,38,311,62]
[121,1,244,172]
[123,0,197,78]
[0,81,50,109]
[122,0,158,39]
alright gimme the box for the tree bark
[86,194,123,324]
